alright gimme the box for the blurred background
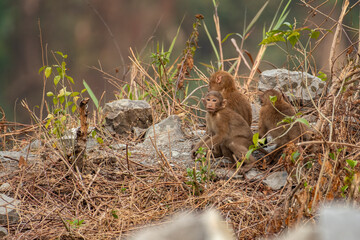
[0,0,358,123]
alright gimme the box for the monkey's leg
[211,144,223,158]
[227,140,256,173]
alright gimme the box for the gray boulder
[0,151,38,178]
[144,115,184,146]
[259,69,325,104]
[104,99,153,136]
[0,194,20,225]
[0,226,7,237]
[263,171,288,190]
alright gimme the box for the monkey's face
[203,91,225,113]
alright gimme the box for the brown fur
[209,71,252,126]
[258,89,308,149]
[192,91,255,172]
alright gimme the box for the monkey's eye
[212,99,217,102]
[207,98,211,101]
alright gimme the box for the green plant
[342,159,358,198]
[186,147,215,195]
[151,43,171,89]
[111,210,119,219]
[260,21,320,47]
[40,51,87,139]
[246,133,266,160]
[66,219,84,229]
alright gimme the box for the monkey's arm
[203,122,228,149]
[191,135,210,159]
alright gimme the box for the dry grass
[1,1,360,239]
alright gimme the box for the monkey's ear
[222,99,227,108]
[216,75,222,84]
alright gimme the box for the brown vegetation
[1,1,360,240]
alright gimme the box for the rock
[0,226,8,237]
[259,69,325,104]
[0,151,38,177]
[144,115,184,146]
[191,129,206,138]
[59,127,99,151]
[0,194,20,225]
[172,150,180,158]
[215,168,242,180]
[110,143,127,150]
[263,171,288,190]
[22,139,41,153]
[0,183,10,192]
[104,99,153,136]
[245,169,263,180]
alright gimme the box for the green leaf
[47,91,54,97]
[270,95,277,104]
[310,30,320,39]
[70,92,80,97]
[54,75,61,86]
[91,130,97,138]
[245,148,255,160]
[203,21,220,64]
[222,33,237,43]
[252,133,259,145]
[167,18,183,59]
[56,51,64,57]
[59,96,65,104]
[346,159,358,169]
[66,75,74,84]
[60,115,66,123]
[61,61,66,70]
[317,71,327,81]
[111,210,119,219]
[97,137,104,144]
[287,31,300,47]
[56,67,63,77]
[282,22,292,29]
[83,80,99,109]
[65,101,73,108]
[260,35,286,45]
[45,118,52,129]
[329,152,335,160]
[39,66,46,74]
[291,150,300,162]
[45,67,52,78]
[295,118,310,127]
[71,105,77,113]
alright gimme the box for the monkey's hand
[191,148,198,159]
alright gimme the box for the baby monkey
[192,91,255,172]
[258,89,309,153]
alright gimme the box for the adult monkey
[191,91,255,172]
[209,71,252,126]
